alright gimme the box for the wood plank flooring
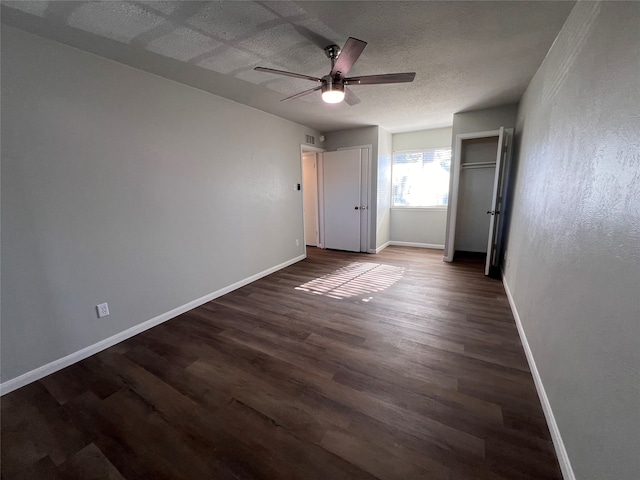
[1,246,562,479]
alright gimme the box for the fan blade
[330,37,367,77]
[280,85,323,102]
[344,87,361,106]
[254,67,322,83]
[346,72,416,85]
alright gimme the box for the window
[392,147,451,207]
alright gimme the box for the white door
[302,153,319,246]
[485,127,508,275]
[323,149,362,252]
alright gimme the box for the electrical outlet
[96,302,110,318]
[296,239,299,247]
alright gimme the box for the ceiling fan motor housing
[322,75,344,91]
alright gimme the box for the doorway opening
[444,127,513,277]
[301,145,324,251]
[300,145,371,253]
[301,149,320,247]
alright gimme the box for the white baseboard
[369,240,391,254]
[389,241,445,250]
[502,277,575,480]
[0,254,306,396]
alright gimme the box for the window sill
[391,206,448,212]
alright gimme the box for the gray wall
[326,126,452,250]
[1,27,318,383]
[376,127,392,249]
[504,2,640,479]
[325,126,379,251]
[392,127,451,153]
[444,105,518,258]
[391,128,452,247]
[451,104,518,142]
[390,210,447,246]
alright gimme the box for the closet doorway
[444,127,513,276]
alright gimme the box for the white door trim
[301,145,325,153]
[485,127,506,275]
[444,130,500,262]
[301,152,319,247]
[301,145,325,251]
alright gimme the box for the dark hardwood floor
[1,246,562,479]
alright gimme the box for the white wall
[325,126,379,251]
[392,127,452,152]
[391,127,452,248]
[504,2,640,479]
[1,27,318,386]
[444,105,518,259]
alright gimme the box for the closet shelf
[461,161,496,170]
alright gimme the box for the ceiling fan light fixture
[254,37,415,106]
[321,82,345,104]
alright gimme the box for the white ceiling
[1,1,575,133]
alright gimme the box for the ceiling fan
[254,37,416,105]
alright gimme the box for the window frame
[391,146,452,209]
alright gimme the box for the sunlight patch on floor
[295,262,405,300]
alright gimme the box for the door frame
[307,144,372,253]
[490,128,514,275]
[485,127,506,276]
[300,145,325,253]
[444,130,500,262]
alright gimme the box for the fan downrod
[324,45,341,60]
[324,44,341,73]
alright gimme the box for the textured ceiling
[1,1,575,133]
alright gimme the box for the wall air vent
[306,135,315,145]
